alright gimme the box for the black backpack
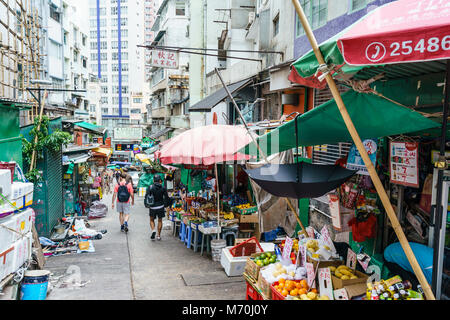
[144,186,154,208]
[117,184,131,203]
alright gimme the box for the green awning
[240,90,441,157]
[73,121,106,136]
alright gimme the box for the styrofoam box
[0,169,12,197]
[10,182,34,199]
[220,246,248,277]
[220,242,276,277]
[11,208,33,241]
[0,246,15,282]
[0,216,16,253]
[11,232,32,273]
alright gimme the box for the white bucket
[211,239,226,262]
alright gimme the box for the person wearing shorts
[112,173,134,232]
[145,174,169,241]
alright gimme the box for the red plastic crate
[246,282,262,301]
[270,281,285,300]
[229,236,263,257]
[271,280,307,301]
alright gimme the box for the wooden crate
[243,251,275,281]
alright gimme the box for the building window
[101,86,108,94]
[100,97,108,104]
[295,0,328,37]
[273,13,279,37]
[350,0,366,12]
[49,5,60,22]
[175,2,186,16]
[102,108,109,114]
[133,98,142,104]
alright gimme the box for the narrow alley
[45,191,245,300]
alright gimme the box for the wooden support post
[292,0,435,300]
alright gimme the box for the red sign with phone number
[337,0,450,65]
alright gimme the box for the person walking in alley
[145,174,169,241]
[112,173,134,233]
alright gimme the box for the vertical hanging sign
[389,141,419,188]
[282,237,293,261]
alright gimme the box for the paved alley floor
[44,189,246,300]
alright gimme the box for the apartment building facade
[88,0,147,135]
[148,0,190,140]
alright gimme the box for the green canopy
[74,121,107,136]
[240,90,441,157]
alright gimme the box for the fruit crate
[235,206,258,215]
[270,281,286,300]
[270,280,308,301]
[229,237,263,257]
[244,251,276,281]
[246,281,263,301]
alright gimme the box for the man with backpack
[112,173,134,233]
[144,174,170,241]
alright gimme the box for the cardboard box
[220,246,247,277]
[344,282,368,299]
[331,270,369,289]
[257,269,272,300]
[236,213,258,223]
[307,257,344,270]
[244,251,275,281]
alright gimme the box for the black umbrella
[245,162,357,199]
[245,114,357,199]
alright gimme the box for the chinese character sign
[150,49,179,69]
[390,141,419,188]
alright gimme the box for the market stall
[232,0,449,301]
[158,124,263,260]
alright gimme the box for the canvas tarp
[241,90,441,157]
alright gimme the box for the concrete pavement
[44,188,246,300]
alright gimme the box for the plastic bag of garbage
[88,201,108,219]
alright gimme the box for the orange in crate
[229,237,264,257]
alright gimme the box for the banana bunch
[329,265,359,280]
[236,203,252,209]
[223,212,234,220]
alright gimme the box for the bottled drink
[371,290,379,300]
[393,293,400,300]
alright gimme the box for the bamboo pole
[214,68,308,237]
[291,0,435,300]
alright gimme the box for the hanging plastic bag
[88,201,108,219]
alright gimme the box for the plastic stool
[190,224,202,252]
[172,220,181,237]
[200,233,218,256]
[185,225,192,248]
[179,222,186,242]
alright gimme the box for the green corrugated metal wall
[20,117,63,237]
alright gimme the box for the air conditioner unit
[248,12,256,25]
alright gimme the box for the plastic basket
[0,162,15,183]
[270,281,285,300]
[229,236,263,257]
